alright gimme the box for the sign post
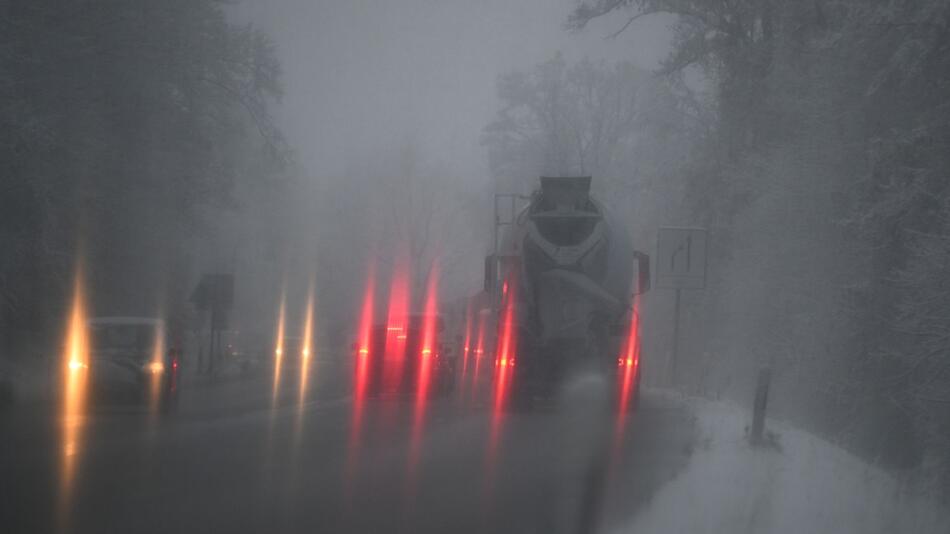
[656,227,707,386]
[190,274,234,376]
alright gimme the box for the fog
[221,0,675,336]
[3,2,950,533]
[236,0,672,176]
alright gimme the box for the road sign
[656,227,707,289]
[190,274,234,311]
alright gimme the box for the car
[352,315,455,399]
[81,317,182,413]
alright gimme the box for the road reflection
[271,288,287,406]
[294,280,317,444]
[458,303,473,399]
[346,266,375,499]
[24,254,654,534]
[407,263,440,497]
[284,278,317,496]
[484,275,517,498]
[58,268,89,530]
[146,319,166,421]
[470,310,487,403]
[383,258,409,406]
[612,295,641,459]
[263,286,287,493]
[298,284,315,408]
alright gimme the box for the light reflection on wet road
[2,367,696,534]
[56,269,90,532]
[406,264,440,500]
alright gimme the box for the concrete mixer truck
[484,176,650,410]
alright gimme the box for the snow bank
[616,397,950,534]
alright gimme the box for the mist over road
[1,363,695,534]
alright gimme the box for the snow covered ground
[615,395,950,534]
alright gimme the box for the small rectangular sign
[190,273,235,311]
[656,227,707,289]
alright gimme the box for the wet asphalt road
[1,365,696,534]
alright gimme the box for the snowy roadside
[614,394,950,534]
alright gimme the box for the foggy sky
[235,0,672,181]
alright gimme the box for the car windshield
[4,2,950,534]
[89,324,157,356]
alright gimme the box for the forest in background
[0,2,488,370]
[0,1,288,357]
[562,0,950,495]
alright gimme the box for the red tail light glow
[383,255,410,393]
[347,263,376,498]
[492,290,515,412]
[612,293,642,464]
[460,303,473,395]
[617,294,640,412]
[486,274,517,497]
[413,265,439,411]
[605,293,643,494]
[471,310,487,399]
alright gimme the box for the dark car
[353,315,454,399]
[84,317,182,412]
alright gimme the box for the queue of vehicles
[351,315,456,399]
[3,176,646,417]
[345,175,649,412]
